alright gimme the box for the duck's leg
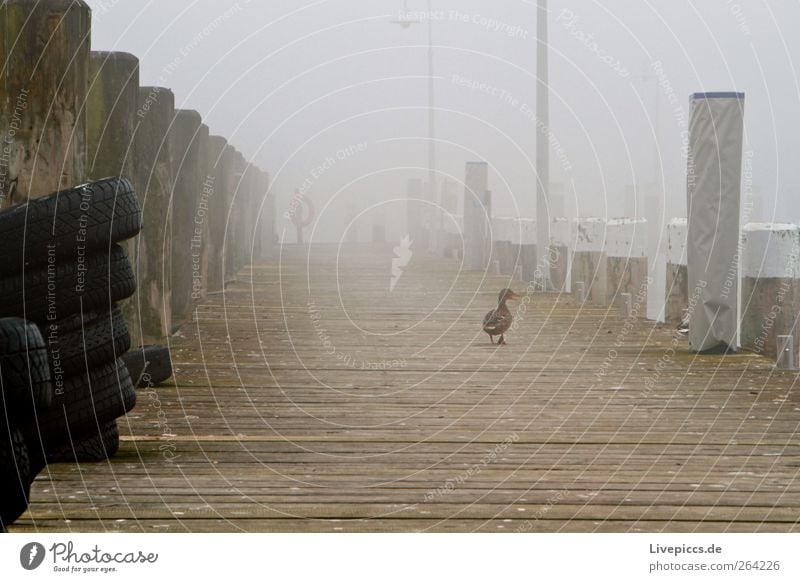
[488,334,495,344]
[498,335,505,345]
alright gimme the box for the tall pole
[427,0,438,251]
[536,0,552,289]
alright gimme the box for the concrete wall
[133,86,176,343]
[0,0,91,207]
[665,218,688,324]
[571,218,606,305]
[741,223,800,358]
[606,218,648,310]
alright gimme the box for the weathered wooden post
[0,0,90,207]
[205,135,229,293]
[86,52,139,181]
[86,51,141,340]
[133,86,175,343]
[513,218,537,283]
[605,218,648,311]
[170,110,207,326]
[740,223,800,358]
[665,218,688,324]
[225,148,244,282]
[464,162,491,271]
[686,92,745,353]
[571,218,606,305]
[550,217,571,292]
[235,162,257,270]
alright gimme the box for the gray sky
[86,0,800,242]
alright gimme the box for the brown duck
[483,288,521,345]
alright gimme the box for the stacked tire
[0,177,142,531]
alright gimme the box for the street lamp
[392,1,438,252]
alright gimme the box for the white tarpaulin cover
[686,92,745,353]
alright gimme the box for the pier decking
[15,245,800,533]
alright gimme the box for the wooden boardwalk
[15,245,800,532]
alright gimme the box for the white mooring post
[776,335,796,370]
[686,92,745,353]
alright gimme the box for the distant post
[463,162,491,271]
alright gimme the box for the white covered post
[665,218,689,324]
[606,218,648,312]
[686,92,745,353]
[571,218,607,305]
[740,223,800,358]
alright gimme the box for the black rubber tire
[0,318,52,415]
[0,177,142,277]
[122,345,173,387]
[0,425,33,532]
[33,358,136,447]
[41,306,131,378]
[0,244,136,324]
[45,420,120,464]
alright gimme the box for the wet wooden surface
[14,244,800,532]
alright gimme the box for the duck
[482,288,521,345]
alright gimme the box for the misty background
[87,0,800,248]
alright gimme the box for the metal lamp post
[393,1,438,252]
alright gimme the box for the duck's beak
[509,292,522,300]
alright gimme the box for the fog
[87,0,800,246]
